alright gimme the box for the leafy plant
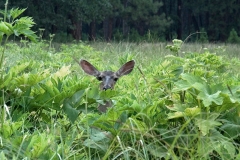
[1,26,240,159]
[0,7,37,68]
[166,39,183,56]
[0,4,38,127]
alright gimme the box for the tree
[103,0,123,41]
[83,0,111,41]
[2,0,240,42]
[177,0,182,39]
[227,28,240,43]
[207,0,240,41]
[124,0,171,38]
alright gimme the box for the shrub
[227,28,240,43]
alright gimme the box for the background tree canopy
[1,0,240,42]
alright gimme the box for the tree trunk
[122,19,129,36]
[103,19,108,40]
[71,20,82,40]
[89,20,96,41]
[177,0,182,39]
[107,18,113,41]
[123,0,130,37]
[137,22,145,36]
[103,18,113,41]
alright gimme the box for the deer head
[78,59,135,112]
[79,59,135,90]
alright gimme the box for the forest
[2,0,240,42]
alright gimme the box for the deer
[79,59,135,113]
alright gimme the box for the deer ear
[80,59,100,76]
[116,60,135,77]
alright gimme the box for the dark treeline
[2,0,240,42]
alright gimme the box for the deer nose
[103,85,112,90]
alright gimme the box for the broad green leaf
[221,123,240,138]
[24,33,38,42]
[197,90,223,107]
[195,114,222,136]
[214,139,235,159]
[166,104,188,112]
[181,73,204,84]
[192,82,209,92]
[173,74,206,92]
[184,107,201,117]
[210,93,237,113]
[15,16,36,28]
[87,86,100,99]
[10,8,26,19]
[167,111,184,119]
[220,112,240,138]
[63,98,80,123]
[173,80,192,91]
[0,71,12,88]
[171,66,183,77]
[71,89,85,104]
[100,89,118,99]
[0,22,13,36]
[197,129,235,159]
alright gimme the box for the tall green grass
[91,41,240,59]
[1,40,240,159]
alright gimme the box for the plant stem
[0,36,9,76]
[4,0,8,22]
[0,0,9,72]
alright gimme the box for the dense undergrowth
[1,7,240,160]
[0,39,240,159]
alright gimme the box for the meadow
[0,38,240,159]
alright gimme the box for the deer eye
[96,76,102,81]
[113,77,118,81]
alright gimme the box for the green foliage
[124,0,171,39]
[128,28,142,42]
[1,40,240,159]
[1,0,240,42]
[166,39,183,55]
[227,28,240,43]
[0,7,37,87]
[0,8,37,43]
[197,28,209,43]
